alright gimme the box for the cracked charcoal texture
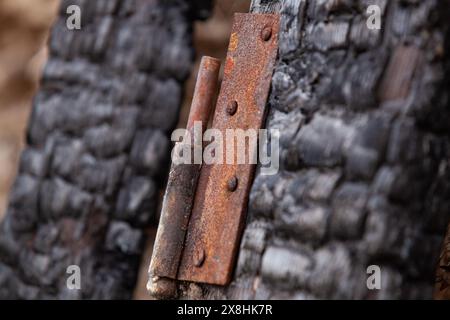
[0,0,211,299]
[178,0,450,300]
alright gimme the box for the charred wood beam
[0,0,210,299]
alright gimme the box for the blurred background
[0,0,250,298]
[0,0,59,220]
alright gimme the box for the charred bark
[0,0,210,299]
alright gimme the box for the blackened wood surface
[0,0,209,299]
[179,0,450,299]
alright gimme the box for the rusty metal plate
[177,13,279,285]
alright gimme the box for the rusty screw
[227,176,238,192]
[194,247,205,267]
[226,100,238,116]
[261,26,272,41]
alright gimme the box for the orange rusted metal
[186,56,221,132]
[148,56,220,297]
[177,13,280,285]
[148,13,279,294]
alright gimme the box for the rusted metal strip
[148,56,220,297]
[177,13,279,285]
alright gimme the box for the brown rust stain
[177,13,280,285]
[224,56,235,76]
[229,32,239,52]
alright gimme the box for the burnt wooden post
[175,0,450,300]
[0,0,449,300]
[0,0,211,299]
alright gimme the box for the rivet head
[226,100,238,115]
[194,248,205,267]
[227,176,238,192]
[261,26,272,41]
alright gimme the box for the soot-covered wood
[0,0,210,299]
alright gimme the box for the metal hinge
[148,13,280,298]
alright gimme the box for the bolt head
[227,176,238,192]
[226,100,238,116]
[261,26,272,41]
[194,248,206,267]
